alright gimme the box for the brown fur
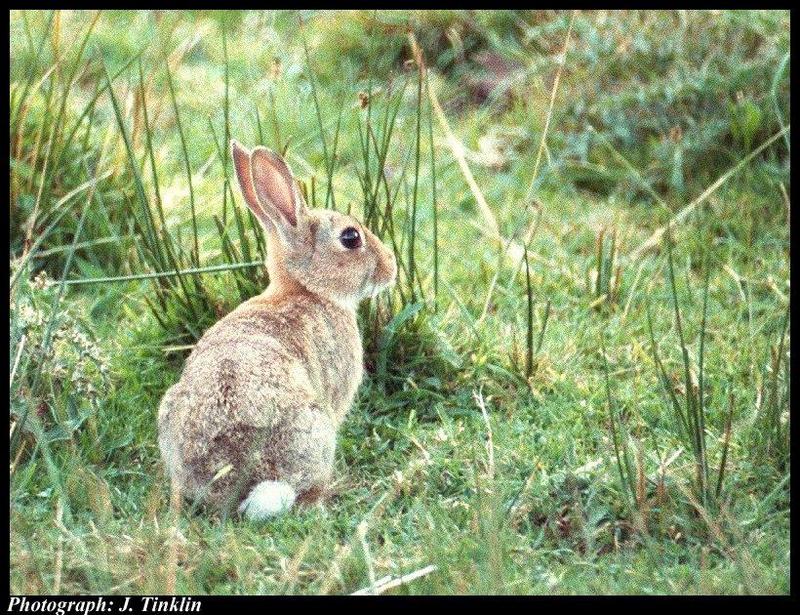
[157,141,396,515]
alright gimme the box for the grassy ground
[9,10,790,594]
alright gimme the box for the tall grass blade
[716,392,735,499]
[165,63,199,266]
[408,55,424,303]
[600,335,637,508]
[664,224,706,502]
[524,245,533,379]
[535,299,551,355]
[646,303,690,439]
[428,83,438,310]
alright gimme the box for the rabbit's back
[220,292,364,417]
[157,291,362,505]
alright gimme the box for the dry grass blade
[164,481,182,594]
[53,499,64,594]
[350,565,438,596]
[524,10,577,202]
[407,32,500,242]
[511,10,577,266]
[10,334,27,391]
[357,521,378,595]
[474,388,495,480]
[408,27,575,277]
[281,534,315,594]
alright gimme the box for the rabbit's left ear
[231,140,272,230]
[231,141,307,243]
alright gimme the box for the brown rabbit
[157,141,397,519]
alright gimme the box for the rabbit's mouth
[370,271,396,298]
[369,280,383,299]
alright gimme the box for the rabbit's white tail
[238,480,296,520]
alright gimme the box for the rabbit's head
[232,141,397,307]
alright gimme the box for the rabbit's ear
[231,140,273,230]
[250,146,305,231]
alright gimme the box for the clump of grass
[10,270,113,527]
[756,304,790,472]
[100,21,268,345]
[599,336,679,544]
[600,336,638,513]
[519,245,551,382]
[645,227,733,510]
[10,11,139,279]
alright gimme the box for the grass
[9,10,790,595]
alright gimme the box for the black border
[5,6,797,604]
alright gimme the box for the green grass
[9,10,790,594]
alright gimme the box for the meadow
[9,10,791,594]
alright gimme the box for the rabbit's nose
[377,247,397,286]
[386,248,398,279]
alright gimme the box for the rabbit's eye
[340,227,362,250]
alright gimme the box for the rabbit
[157,141,397,520]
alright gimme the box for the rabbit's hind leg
[296,485,327,507]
